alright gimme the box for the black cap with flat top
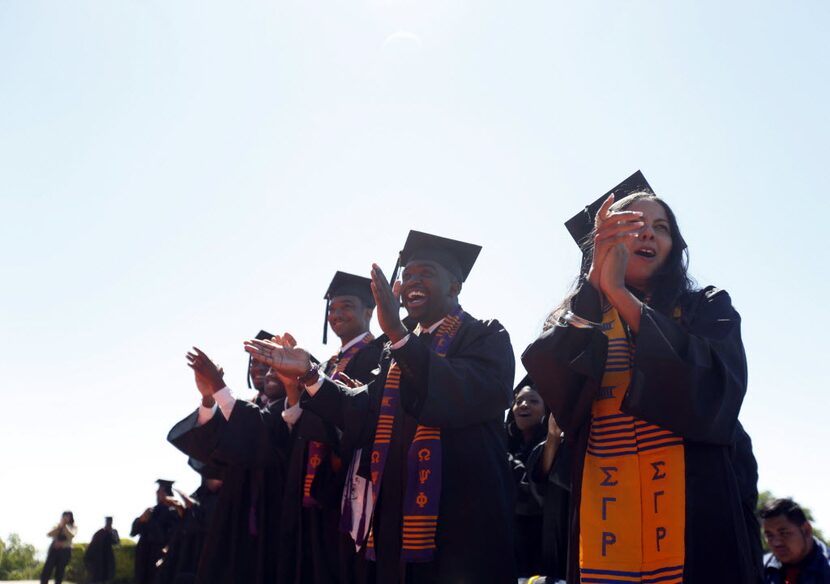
[325,272,375,307]
[322,271,375,344]
[513,374,535,396]
[564,170,654,250]
[393,230,482,284]
[248,330,275,388]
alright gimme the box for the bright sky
[2,0,828,555]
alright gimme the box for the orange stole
[579,305,686,583]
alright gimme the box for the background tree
[0,533,43,580]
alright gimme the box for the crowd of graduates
[73,173,826,584]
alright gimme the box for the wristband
[297,362,320,387]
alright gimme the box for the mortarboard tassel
[389,253,402,286]
[247,355,253,388]
[323,297,330,344]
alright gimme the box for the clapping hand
[244,332,310,376]
[186,348,225,401]
[587,194,643,292]
[370,263,408,343]
[599,241,630,297]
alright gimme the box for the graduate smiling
[246,231,518,584]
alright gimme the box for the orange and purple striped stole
[366,306,465,563]
[579,305,686,583]
[302,333,374,508]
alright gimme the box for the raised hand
[547,412,563,439]
[244,333,310,376]
[587,194,643,291]
[174,488,196,509]
[370,263,408,343]
[186,348,226,399]
[599,242,630,297]
[335,372,361,389]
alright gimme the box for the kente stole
[579,305,686,584]
[302,333,374,508]
[365,306,466,563]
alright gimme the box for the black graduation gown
[507,428,547,578]
[525,440,570,581]
[155,485,221,584]
[521,284,764,584]
[84,528,119,583]
[302,315,517,584]
[279,339,383,584]
[131,504,179,584]
[167,398,288,584]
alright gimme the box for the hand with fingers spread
[244,332,311,377]
[586,193,644,292]
[186,348,226,406]
[370,263,408,343]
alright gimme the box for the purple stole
[366,306,466,563]
[302,333,374,508]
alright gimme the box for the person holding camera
[40,510,77,584]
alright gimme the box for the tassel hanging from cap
[389,253,402,286]
[322,297,330,344]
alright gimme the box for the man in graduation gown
[155,475,223,584]
[84,516,119,584]
[521,173,763,583]
[167,336,289,584]
[245,231,517,584]
[277,271,383,584]
[130,480,180,584]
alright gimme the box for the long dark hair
[547,192,695,327]
[62,511,75,525]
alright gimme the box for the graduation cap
[513,374,535,396]
[156,479,174,495]
[247,330,275,388]
[323,272,376,344]
[564,170,654,273]
[390,230,482,285]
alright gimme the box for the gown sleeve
[521,284,608,434]
[391,319,515,428]
[167,401,289,469]
[300,378,379,450]
[623,286,747,445]
[130,518,144,538]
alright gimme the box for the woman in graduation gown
[505,378,548,577]
[522,179,763,584]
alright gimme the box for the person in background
[40,510,77,584]
[84,516,120,584]
[526,401,570,582]
[506,376,548,577]
[156,475,224,584]
[131,479,180,584]
[762,498,830,584]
